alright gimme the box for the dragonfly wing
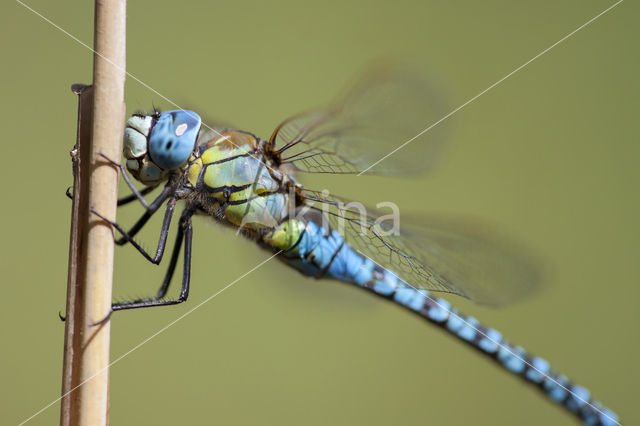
[270,65,450,175]
[300,189,541,306]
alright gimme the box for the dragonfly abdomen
[269,219,618,426]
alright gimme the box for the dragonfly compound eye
[123,115,153,159]
[148,110,202,170]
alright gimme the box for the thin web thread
[15,0,279,176]
[357,253,619,424]
[358,0,624,175]
[17,251,282,426]
[16,1,621,425]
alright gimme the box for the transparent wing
[300,189,541,306]
[269,65,450,175]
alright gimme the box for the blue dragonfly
[94,67,619,425]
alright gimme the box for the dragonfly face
[123,110,202,185]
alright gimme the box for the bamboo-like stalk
[60,1,126,425]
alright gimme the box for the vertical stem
[61,84,93,426]
[61,1,126,425]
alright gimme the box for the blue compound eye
[148,110,202,170]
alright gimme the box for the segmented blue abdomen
[280,221,619,426]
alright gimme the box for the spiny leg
[110,209,194,312]
[84,153,174,247]
[115,184,174,246]
[91,196,177,265]
[117,185,157,206]
[67,185,157,205]
[97,152,153,209]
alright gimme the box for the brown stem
[61,1,126,425]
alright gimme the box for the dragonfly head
[123,110,202,185]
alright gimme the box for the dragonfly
[93,67,619,425]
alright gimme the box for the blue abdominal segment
[279,220,619,426]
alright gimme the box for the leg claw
[97,152,121,168]
[91,310,114,326]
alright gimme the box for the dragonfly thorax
[123,110,202,186]
[186,130,290,229]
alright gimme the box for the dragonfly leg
[117,185,157,207]
[66,184,157,207]
[114,184,174,246]
[109,210,194,313]
[97,152,152,209]
[91,196,176,264]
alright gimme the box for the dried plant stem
[61,1,126,425]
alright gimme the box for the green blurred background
[2,1,637,425]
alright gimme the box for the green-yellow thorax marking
[187,131,290,230]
